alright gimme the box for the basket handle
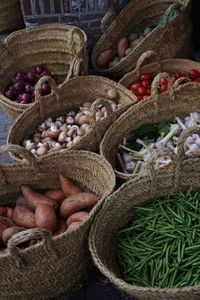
[0,145,38,186]
[135,50,161,73]
[34,76,59,119]
[174,77,192,88]
[146,148,181,192]
[150,72,175,113]
[69,27,84,54]
[177,126,200,160]
[8,228,57,268]
[90,98,116,142]
[162,3,182,25]
[63,56,85,84]
[100,10,123,35]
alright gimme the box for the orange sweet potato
[60,192,98,218]
[66,211,89,227]
[21,186,58,210]
[59,175,82,197]
[13,205,36,229]
[117,37,129,58]
[35,204,57,233]
[44,189,66,206]
[2,226,26,244]
[96,49,115,68]
[66,221,82,233]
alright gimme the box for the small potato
[35,204,57,234]
[108,59,119,68]
[60,192,98,218]
[44,189,66,206]
[130,38,141,49]
[7,208,14,220]
[117,37,129,58]
[59,175,82,197]
[13,206,36,229]
[2,226,26,244]
[0,217,15,239]
[78,115,89,126]
[66,221,82,233]
[0,207,7,217]
[96,49,115,68]
[66,211,89,227]
[128,32,138,42]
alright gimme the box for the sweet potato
[35,204,57,233]
[0,217,15,240]
[66,221,82,233]
[2,226,26,244]
[0,207,7,217]
[59,175,82,197]
[96,49,115,68]
[21,186,58,210]
[13,205,36,229]
[117,37,128,58]
[44,189,66,206]
[7,208,14,220]
[16,196,27,207]
[60,192,98,218]
[66,211,89,227]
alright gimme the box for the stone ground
[0,106,133,300]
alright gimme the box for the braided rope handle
[135,50,161,73]
[177,126,200,160]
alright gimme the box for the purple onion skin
[41,83,51,96]
[13,80,25,93]
[25,83,33,93]
[25,71,37,83]
[14,72,25,82]
[4,89,16,100]
[18,93,31,104]
[42,70,51,77]
[35,65,46,75]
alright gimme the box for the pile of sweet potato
[0,175,98,254]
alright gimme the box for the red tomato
[165,70,172,75]
[188,69,200,79]
[137,95,143,102]
[160,78,168,85]
[139,73,151,81]
[141,80,150,88]
[160,84,168,93]
[175,72,184,79]
[137,87,147,96]
[130,82,142,92]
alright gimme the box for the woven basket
[100,71,200,181]
[0,144,115,300]
[7,75,135,161]
[92,0,192,77]
[89,141,200,300]
[0,24,87,119]
[0,0,24,33]
[119,50,200,89]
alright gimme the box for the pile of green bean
[117,189,200,288]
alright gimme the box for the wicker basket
[0,144,115,300]
[0,24,88,119]
[92,0,192,77]
[89,141,200,300]
[100,71,200,181]
[0,0,24,33]
[7,75,135,161]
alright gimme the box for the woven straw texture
[92,0,192,77]
[0,0,24,33]
[101,71,200,181]
[89,145,200,300]
[7,75,135,161]
[0,144,115,300]
[0,24,87,118]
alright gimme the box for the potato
[60,192,98,218]
[35,204,57,233]
[13,205,36,229]
[2,226,26,244]
[0,217,15,238]
[0,207,7,217]
[59,175,82,197]
[21,186,58,210]
[66,211,89,227]
[66,222,82,233]
[96,49,115,68]
[117,37,128,58]
[44,189,66,206]
[7,208,14,220]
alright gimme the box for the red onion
[25,71,37,83]
[42,70,51,77]
[35,65,46,75]
[4,89,16,100]
[18,93,31,104]
[13,80,25,93]
[14,72,25,82]
[41,83,51,96]
[25,83,33,93]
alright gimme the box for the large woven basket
[0,144,115,300]
[7,75,135,161]
[0,24,87,119]
[89,141,200,300]
[100,72,200,181]
[0,0,24,33]
[92,0,192,77]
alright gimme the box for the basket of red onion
[100,71,200,181]
[119,51,200,103]
[7,75,135,159]
[0,24,87,118]
[92,0,191,76]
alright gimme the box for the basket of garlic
[7,75,135,159]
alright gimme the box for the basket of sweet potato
[92,0,191,77]
[0,144,115,299]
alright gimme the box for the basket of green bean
[89,146,200,300]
